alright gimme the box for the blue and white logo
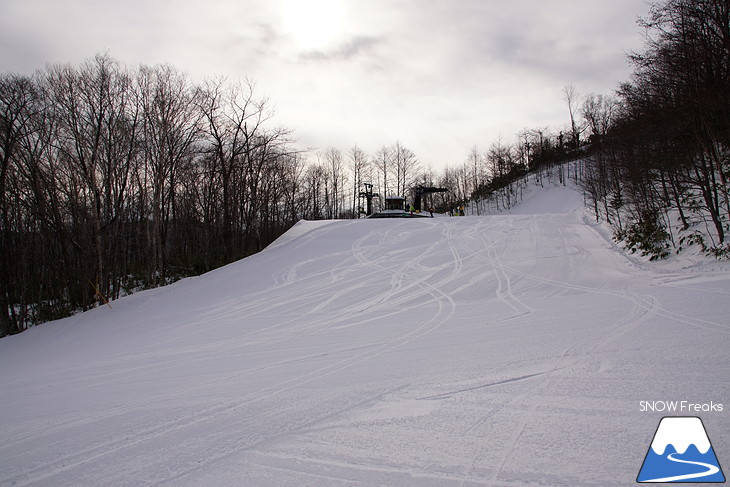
[637,417,725,483]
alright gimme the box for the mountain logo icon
[637,416,725,483]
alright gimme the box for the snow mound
[507,182,585,215]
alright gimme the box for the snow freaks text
[640,401,724,413]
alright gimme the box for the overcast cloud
[0,0,651,169]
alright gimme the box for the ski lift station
[363,185,448,218]
[368,196,419,219]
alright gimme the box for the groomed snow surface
[1,182,728,486]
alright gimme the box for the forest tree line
[579,0,729,259]
[0,57,305,335]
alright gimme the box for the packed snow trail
[1,184,728,486]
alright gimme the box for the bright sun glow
[281,0,346,50]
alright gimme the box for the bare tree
[349,145,369,217]
[466,146,484,197]
[138,64,201,284]
[198,77,272,258]
[390,140,419,197]
[301,162,327,219]
[322,147,346,218]
[46,54,139,300]
[373,145,391,201]
[0,74,43,335]
[581,93,620,140]
[563,84,585,149]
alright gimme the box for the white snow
[650,417,711,455]
[1,180,728,486]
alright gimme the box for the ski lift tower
[413,185,448,211]
[358,182,379,216]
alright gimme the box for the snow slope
[1,183,728,486]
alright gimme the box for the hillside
[1,183,728,486]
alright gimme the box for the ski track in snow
[1,183,729,486]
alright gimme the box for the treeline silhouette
[0,57,311,335]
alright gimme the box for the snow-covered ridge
[264,219,340,251]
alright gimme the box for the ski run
[1,181,728,486]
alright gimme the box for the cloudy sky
[1,0,651,170]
